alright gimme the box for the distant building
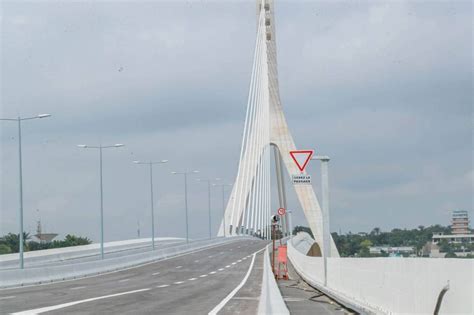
[369,246,415,255]
[432,232,474,244]
[34,220,57,243]
[451,210,470,234]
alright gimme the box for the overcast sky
[1,0,472,242]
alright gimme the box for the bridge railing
[288,233,473,315]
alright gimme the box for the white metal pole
[222,185,226,237]
[149,163,155,250]
[99,146,104,259]
[320,158,331,286]
[288,210,293,237]
[208,180,211,239]
[184,172,189,243]
[17,117,25,269]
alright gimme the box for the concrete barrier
[0,237,184,268]
[258,244,289,315]
[0,237,252,288]
[288,233,474,315]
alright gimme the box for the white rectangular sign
[292,174,311,185]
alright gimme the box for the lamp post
[133,159,168,250]
[1,114,51,269]
[172,170,199,243]
[196,178,219,240]
[312,155,331,286]
[212,182,232,237]
[287,209,293,237]
[77,143,124,259]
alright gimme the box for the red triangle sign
[289,150,314,172]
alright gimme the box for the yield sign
[289,150,314,172]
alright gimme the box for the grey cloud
[1,0,472,241]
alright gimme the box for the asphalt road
[0,239,268,315]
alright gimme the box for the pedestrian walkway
[277,255,356,315]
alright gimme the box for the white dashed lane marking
[176,266,182,269]
[0,296,16,300]
[69,287,86,291]
[209,271,216,274]
[152,272,160,276]
[174,281,184,285]
[200,275,207,278]
[218,268,224,271]
[188,278,197,281]
[156,284,169,288]
[118,279,130,283]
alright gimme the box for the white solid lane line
[11,288,151,315]
[0,296,16,300]
[152,272,160,276]
[69,286,86,290]
[208,249,261,315]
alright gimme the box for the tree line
[292,225,474,257]
[0,233,92,255]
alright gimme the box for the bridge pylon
[218,0,339,257]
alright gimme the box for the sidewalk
[276,247,356,315]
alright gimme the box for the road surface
[0,239,268,314]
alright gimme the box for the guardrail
[0,237,251,288]
[287,233,474,315]
[257,244,289,315]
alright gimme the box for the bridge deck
[0,239,268,314]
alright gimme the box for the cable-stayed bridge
[0,1,472,314]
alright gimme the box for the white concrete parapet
[288,233,474,315]
[258,244,289,315]
[0,237,251,288]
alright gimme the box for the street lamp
[312,155,331,286]
[1,114,52,269]
[212,182,232,237]
[133,159,168,250]
[172,170,199,243]
[77,143,125,259]
[196,178,220,240]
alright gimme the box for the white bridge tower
[218,0,339,257]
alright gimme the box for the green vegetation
[0,233,92,255]
[292,224,474,257]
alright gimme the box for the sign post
[271,214,279,277]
